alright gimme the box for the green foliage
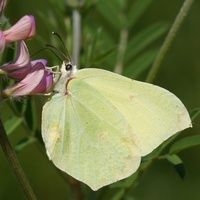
[164,154,185,179]
[4,116,23,135]
[0,0,199,199]
[81,0,169,75]
[169,135,200,154]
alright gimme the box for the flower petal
[2,41,30,69]
[4,67,45,96]
[45,72,54,92]
[31,59,48,66]
[31,70,54,94]
[3,62,54,97]
[14,40,30,67]
[1,41,31,80]
[3,15,36,42]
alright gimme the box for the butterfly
[41,61,192,190]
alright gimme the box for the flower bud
[4,15,36,41]
[0,15,36,52]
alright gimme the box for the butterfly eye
[65,63,73,71]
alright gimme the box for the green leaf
[91,46,117,64]
[124,49,157,78]
[24,99,34,131]
[15,137,37,152]
[21,98,28,115]
[164,154,185,179]
[97,0,123,29]
[127,0,154,28]
[126,23,169,62]
[30,98,39,132]
[169,135,200,154]
[165,154,183,165]
[109,172,139,189]
[110,189,125,200]
[190,107,200,121]
[4,117,23,135]
[85,28,103,65]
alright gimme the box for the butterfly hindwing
[42,78,141,190]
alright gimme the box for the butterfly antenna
[31,47,46,58]
[52,31,72,62]
[52,32,66,51]
[31,45,63,63]
[46,44,70,62]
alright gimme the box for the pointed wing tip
[189,122,193,128]
[179,108,193,130]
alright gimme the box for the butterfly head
[53,61,77,95]
[60,61,77,78]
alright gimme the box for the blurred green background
[0,0,200,199]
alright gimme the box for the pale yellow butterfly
[42,62,192,190]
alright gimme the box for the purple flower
[0,15,36,52]
[1,41,54,97]
[0,12,53,97]
[1,41,50,81]
[1,41,31,80]
[3,62,54,97]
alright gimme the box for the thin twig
[0,118,37,200]
[146,0,195,83]
[72,8,81,67]
[114,28,128,74]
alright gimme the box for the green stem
[0,118,37,200]
[72,8,81,67]
[146,0,195,83]
[70,4,83,200]
[114,28,128,74]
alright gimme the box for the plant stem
[114,28,128,74]
[72,8,81,67]
[146,0,195,83]
[71,4,83,200]
[0,118,37,200]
